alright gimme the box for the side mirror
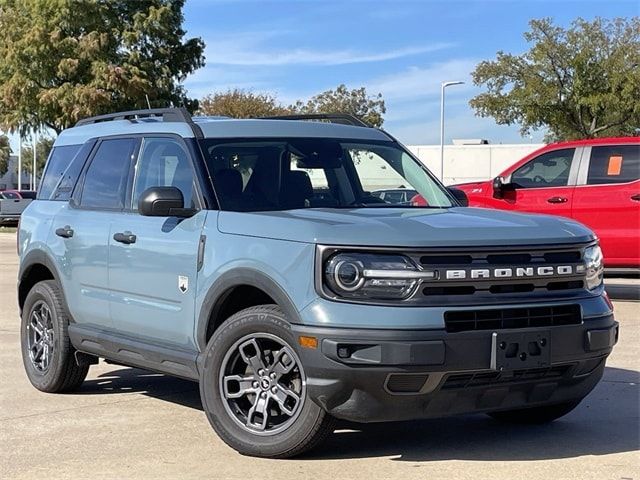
[492,176,506,199]
[138,186,194,217]
[447,187,468,207]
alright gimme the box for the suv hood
[217,208,595,247]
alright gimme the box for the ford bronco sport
[18,109,618,458]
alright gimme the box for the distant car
[0,190,22,199]
[0,190,33,224]
[450,137,640,272]
[372,188,417,205]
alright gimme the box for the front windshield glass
[199,138,454,211]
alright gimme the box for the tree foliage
[0,135,12,177]
[292,84,386,128]
[0,0,205,134]
[199,89,290,119]
[198,84,386,127]
[20,136,54,176]
[470,17,640,141]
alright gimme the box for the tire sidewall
[200,306,326,457]
[20,281,69,392]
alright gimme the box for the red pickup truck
[445,137,640,271]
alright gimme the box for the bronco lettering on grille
[444,265,583,280]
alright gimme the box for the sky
[181,0,638,145]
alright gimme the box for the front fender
[195,267,305,352]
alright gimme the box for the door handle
[113,231,137,244]
[55,226,74,238]
[547,196,568,204]
[631,194,640,202]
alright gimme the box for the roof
[548,136,640,148]
[54,116,391,147]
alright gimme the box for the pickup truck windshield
[199,138,453,211]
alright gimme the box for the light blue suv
[18,109,618,458]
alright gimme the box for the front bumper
[292,314,618,423]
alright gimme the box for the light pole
[439,80,464,182]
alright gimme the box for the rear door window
[586,145,640,185]
[79,138,137,210]
[511,148,576,188]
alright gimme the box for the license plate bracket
[490,330,551,371]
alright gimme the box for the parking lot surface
[0,233,638,480]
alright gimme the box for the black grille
[441,365,572,390]
[444,305,582,333]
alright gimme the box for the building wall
[0,155,35,190]
[407,143,544,185]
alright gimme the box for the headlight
[324,253,433,300]
[583,244,604,290]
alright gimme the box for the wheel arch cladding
[18,250,62,312]
[197,268,304,351]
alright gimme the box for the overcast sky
[182,0,637,145]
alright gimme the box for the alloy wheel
[219,333,306,436]
[26,301,55,373]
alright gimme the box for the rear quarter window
[38,145,83,200]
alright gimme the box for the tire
[487,400,582,424]
[199,305,335,458]
[20,280,89,392]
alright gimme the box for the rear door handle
[631,194,640,202]
[113,231,137,245]
[55,226,74,238]
[547,196,568,204]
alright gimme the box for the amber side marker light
[299,336,318,349]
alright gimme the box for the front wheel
[199,305,335,458]
[487,400,582,424]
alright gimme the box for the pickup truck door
[108,137,205,350]
[572,144,640,268]
[487,148,579,218]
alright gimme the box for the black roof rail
[259,113,371,128]
[75,107,203,138]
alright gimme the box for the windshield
[199,138,454,211]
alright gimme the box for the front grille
[444,304,582,333]
[441,364,573,390]
[406,245,588,306]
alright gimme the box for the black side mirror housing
[447,187,469,207]
[492,176,506,199]
[138,186,195,217]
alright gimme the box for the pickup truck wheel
[487,400,581,424]
[20,280,89,392]
[200,305,335,458]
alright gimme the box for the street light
[440,80,464,182]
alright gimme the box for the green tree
[198,89,291,118]
[291,84,386,128]
[470,17,640,141]
[0,0,205,134]
[20,136,54,176]
[199,85,387,127]
[0,135,12,177]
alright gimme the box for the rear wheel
[20,280,89,392]
[200,305,335,458]
[488,400,582,424]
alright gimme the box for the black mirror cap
[492,176,505,199]
[139,186,186,217]
[447,187,469,207]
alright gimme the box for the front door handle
[55,226,74,238]
[631,194,640,202]
[547,196,568,204]
[113,231,137,244]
